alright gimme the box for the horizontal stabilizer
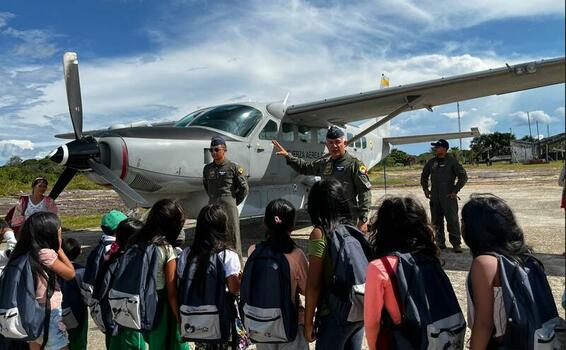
[383,128,480,145]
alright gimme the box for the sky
[0,0,564,164]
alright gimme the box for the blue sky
[0,0,564,163]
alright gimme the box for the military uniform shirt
[420,154,468,200]
[286,151,372,220]
[203,160,249,205]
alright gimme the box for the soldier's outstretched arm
[272,139,323,175]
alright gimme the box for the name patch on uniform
[218,171,227,176]
[335,166,345,172]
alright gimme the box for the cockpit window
[174,104,263,137]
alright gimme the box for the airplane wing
[383,128,480,145]
[283,57,565,127]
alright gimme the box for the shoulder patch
[358,164,368,175]
[238,167,244,175]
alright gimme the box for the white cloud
[472,116,498,133]
[442,111,468,119]
[509,110,552,125]
[0,139,34,160]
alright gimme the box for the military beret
[431,139,449,149]
[326,126,345,139]
[211,136,226,147]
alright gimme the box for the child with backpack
[177,204,241,350]
[364,196,465,350]
[243,199,309,350]
[110,199,188,350]
[304,179,370,350]
[463,194,565,349]
[81,210,127,305]
[3,211,75,350]
[60,238,88,350]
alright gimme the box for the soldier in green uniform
[420,139,468,253]
[203,136,249,258]
[272,126,372,232]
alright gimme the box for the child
[8,211,75,350]
[0,218,17,274]
[100,210,128,252]
[364,196,446,349]
[247,199,309,350]
[114,199,188,350]
[60,238,88,350]
[180,204,241,350]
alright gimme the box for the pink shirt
[36,249,63,310]
[364,256,403,350]
[248,244,308,324]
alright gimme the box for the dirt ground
[1,167,565,349]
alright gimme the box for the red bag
[5,196,29,234]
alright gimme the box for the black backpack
[90,258,121,334]
[468,253,566,349]
[59,264,87,330]
[326,223,372,323]
[108,242,160,331]
[0,254,52,344]
[81,239,113,305]
[381,252,466,349]
[241,243,298,343]
[177,249,233,343]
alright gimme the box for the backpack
[177,249,233,343]
[381,252,466,350]
[81,239,113,305]
[5,196,29,234]
[59,264,87,330]
[326,223,371,323]
[0,254,51,342]
[108,242,160,331]
[468,254,566,349]
[90,258,121,333]
[240,243,297,343]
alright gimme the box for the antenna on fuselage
[282,92,290,105]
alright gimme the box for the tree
[520,135,536,142]
[5,156,23,166]
[470,132,515,161]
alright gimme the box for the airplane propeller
[48,52,147,206]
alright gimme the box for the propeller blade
[49,167,78,200]
[63,52,83,140]
[87,159,148,206]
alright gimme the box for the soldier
[272,126,372,232]
[203,136,249,259]
[420,139,467,253]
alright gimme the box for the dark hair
[62,237,81,261]
[369,196,440,259]
[461,194,532,263]
[132,199,185,246]
[307,179,352,234]
[186,204,229,294]
[9,212,60,288]
[0,218,9,232]
[264,199,296,254]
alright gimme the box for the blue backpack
[381,252,466,350]
[90,259,120,334]
[0,254,52,343]
[177,249,233,343]
[59,264,87,330]
[108,242,160,331]
[468,254,566,349]
[241,243,298,343]
[81,239,112,305]
[326,223,371,323]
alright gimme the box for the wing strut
[346,95,423,146]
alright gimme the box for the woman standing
[10,177,58,234]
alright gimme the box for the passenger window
[259,120,278,140]
[281,123,294,141]
[298,126,312,143]
[355,138,361,149]
[362,137,367,149]
[317,129,327,144]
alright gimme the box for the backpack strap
[381,256,402,316]
[39,273,54,350]
[21,196,29,215]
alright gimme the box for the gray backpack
[468,254,566,349]
[326,223,371,323]
[108,242,160,331]
[0,254,52,343]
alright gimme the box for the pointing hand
[271,140,289,158]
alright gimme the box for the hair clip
[274,215,282,224]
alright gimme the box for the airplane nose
[48,145,69,165]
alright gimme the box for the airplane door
[250,119,278,179]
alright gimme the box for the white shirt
[24,198,48,219]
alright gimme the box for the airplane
[48,52,565,219]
